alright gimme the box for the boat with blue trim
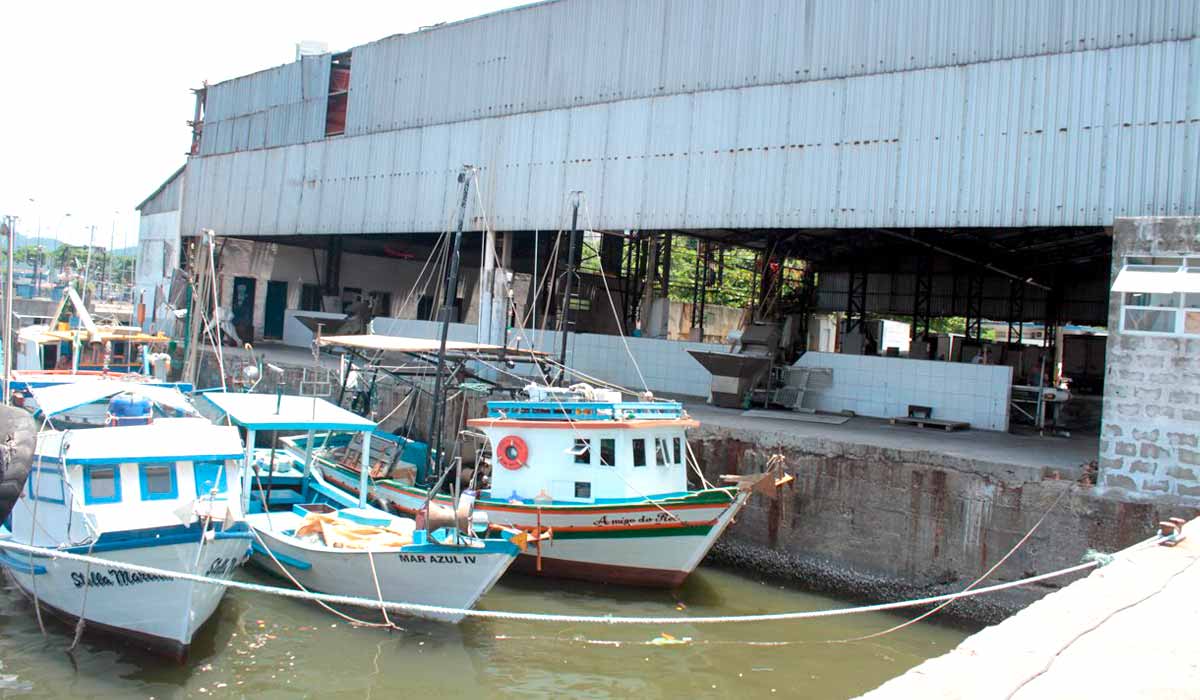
[295,382,761,588]
[201,392,521,623]
[0,415,250,659]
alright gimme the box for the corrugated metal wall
[183,0,1200,235]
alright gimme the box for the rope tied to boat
[0,536,1155,626]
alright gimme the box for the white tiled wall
[794,352,1012,431]
[362,319,728,398]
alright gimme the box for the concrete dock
[858,518,1200,699]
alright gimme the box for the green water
[0,566,969,699]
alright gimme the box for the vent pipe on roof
[295,41,328,60]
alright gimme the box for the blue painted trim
[336,510,391,528]
[486,400,684,421]
[0,551,47,575]
[213,529,253,541]
[25,466,66,505]
[402,537,519,557]
[60,521,250,555]
[250,541,311,569]
[82,464,122,505]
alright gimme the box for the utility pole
[2,215,16,404]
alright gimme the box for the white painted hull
[3,536,248,658]
[247,523,516,623]
[319,465,750,587]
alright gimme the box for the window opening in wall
[632,438,646,467]
[571,438,591,464]
[574,482,591,499]
[300,283,323,312]
[673,437,683,465]
[1115,257,1200,337]
[600,438,615,466]
[369,291,393,318]
[325,51,351,137]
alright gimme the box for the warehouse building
[140,0,1200,501]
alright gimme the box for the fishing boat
[200,391,521,623]
[16,379,199,430]
[292,370,764,587]
[14,288,172,376]
[0,412,250,659]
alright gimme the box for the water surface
[0,566,969,698]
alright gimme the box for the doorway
[264,280,288,339]
[232,276,256,342]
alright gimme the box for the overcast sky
[0,0,524,247]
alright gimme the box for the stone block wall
[1100,218,1200,500]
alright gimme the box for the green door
[264,280,287,339]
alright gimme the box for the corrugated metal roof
[182,0,1200,237]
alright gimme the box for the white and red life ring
[496,435,528,471]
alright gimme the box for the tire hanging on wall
[0,405,36,524]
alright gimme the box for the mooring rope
[0,537,1144,625]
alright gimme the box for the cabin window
[571,438,591,464]
[574,481,591,499]
[139,463,178,501]
[1115,257,1200,336]
[599,438,615,466]
[27,467,65,505]
[83,465,122,505]
[632,438,646,467]
[673,437,684,465]
[655,438,670,466]
[193,461,229,497]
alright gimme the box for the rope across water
[0,537,1130,625]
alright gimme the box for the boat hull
[247,524,517,623]
[2,534,249,660]
[319,465,749,588]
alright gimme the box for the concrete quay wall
[691,423,1199,623]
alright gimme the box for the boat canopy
[318,334,547,358]
[28,380,197,418]
[200,392,375,432]
[35,421,243,465]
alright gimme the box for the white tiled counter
[794,352,1012,431]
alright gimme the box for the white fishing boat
[200,391,521,623]
[0,413,250,659]
[16,379,199,430]
[290,374,769,588]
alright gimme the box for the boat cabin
[467,385,697,504]
[16,324,172,374]
[6,420,245,547]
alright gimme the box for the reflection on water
[0,566,970,699]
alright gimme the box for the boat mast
[427,167,472,482]
[556,192,581,384]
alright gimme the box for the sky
[0,0,526,248]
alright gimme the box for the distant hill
[12,234,63,251]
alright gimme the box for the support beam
[845,265,868,333]
[911,252,933,344]
[1005,279,1025,347]
[964,268,985,343]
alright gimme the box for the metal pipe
[874,228,1050,291]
